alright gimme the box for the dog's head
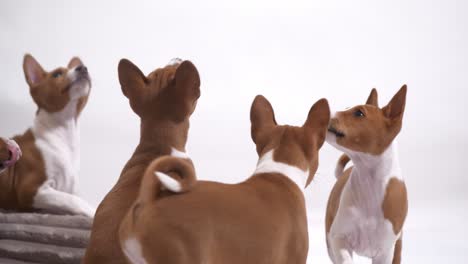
[0,138,22,174]
[118,58,200,122]
[23,54,91,117]
[251,96,330,186]
[326,85,407,155]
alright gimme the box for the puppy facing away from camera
[118,96,330,264]
[325,86,408,264]
[83,58,201,264]
[0,54,94,217]
[0,138,22,174]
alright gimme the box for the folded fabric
[0,210,92,264]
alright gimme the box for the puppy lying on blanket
[0,138,21,174]
[0,54,94,217]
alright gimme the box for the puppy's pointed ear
[304,98,330,146]
[23,54,45,87]
[171,60,201,118]
[68,57,83,69]
[366,88,379,107]
[118,59,147,100]
[250,95,277,144]
[383,85,407,120]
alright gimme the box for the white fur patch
[328,142,403,260]
[32,103,81,194]
[254,150,309,190]
[31,84,94,216]
[167,58,182,66]
[171,147,189,159]
[155,171,182,193]
[33,183,95,217]
[122,237,148,264]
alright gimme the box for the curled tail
[335,154,350,179]
[138,156,197,202]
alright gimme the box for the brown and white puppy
[0,54,94,216]
[118,96,330,264]
[0,138,22,174]
[83,58,201,264]
[325,86,408,264]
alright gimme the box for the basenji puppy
[83,58,201,264]
[118,95,330,264]
[325,86,408,264]
[0,138,22,174]
[0,54,94,217]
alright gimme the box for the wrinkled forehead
[147,59,182,80]
[49,66,69,73]
[264,125,304,148]
[340,104,382,116]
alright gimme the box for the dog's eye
[52,72,62,78]
[354,109,365,117]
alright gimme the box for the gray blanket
[0,211,92,264]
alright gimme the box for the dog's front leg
[33,185,95,217]
[329,236,354,264]
[372,244,395,264]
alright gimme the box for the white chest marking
[329,142,403,257]
[122,237,148,264]
[32,101,81,193]
[254,150,309,191]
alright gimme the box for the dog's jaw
[326,130,349,154]
[67,66,91,100]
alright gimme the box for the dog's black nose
[75,65,88,74]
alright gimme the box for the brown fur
[251,97,330,186]
[117,96,330,264]
[23,54,90,117]
[328,85,407,155]
[83,59,201,264]
[0,139,9,162]
[325,168,351,234]
[0,130,46,210]
[0,55,90,211]
[383,178,408,234]
[393,236,402,264]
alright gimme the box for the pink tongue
[4,140,21,166]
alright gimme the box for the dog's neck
[347,141,402,184]
[33,101,80,147]
[254,150,308,191]
[137,120,188,153]
[31,101,81,191]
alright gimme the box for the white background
[1,0,467,262]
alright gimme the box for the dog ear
[366,88,379,107]
[250,95,277,144]
[171,60,201,119]
[23,54,45,87]
[383,85,407,120]
[118,59,147,100]
[68,57,83,69]
[304,98,330,146]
